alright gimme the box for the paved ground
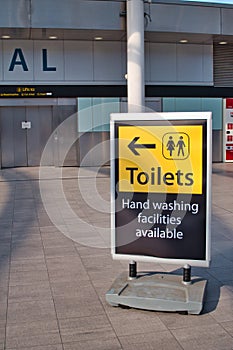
[0,163,232,350]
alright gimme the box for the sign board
[111,112,212,267]
[223,98,233,162]
[0,86,53,98]
[21,121,31,129]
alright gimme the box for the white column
[127,0,145,112]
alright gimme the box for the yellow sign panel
[118,125,203,194]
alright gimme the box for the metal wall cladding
[212,130,223,162]
[221,8,233,35]
[2,0,233,38]
[146,43,213,84]
[31,0,123,29]
[0,100,78,167]
[0,0,30,27]
[214,44,233,87]
[0,0,221,34]
[0,40,213,85]
[146,3,220,34]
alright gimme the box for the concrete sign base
[106,271,207,315]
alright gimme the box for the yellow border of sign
[118,125,203,194]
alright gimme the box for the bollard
[129,260,137,279]
[183,264,192,285]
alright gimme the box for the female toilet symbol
[166,136,175,157]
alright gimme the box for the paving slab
[221,320,233,336]
[7,300,57,324]
[5,320,61,349]
[106,307,167,337]
[0,329,5,350]
[0,164,232,350]
[63,338,122,350]
[9,258,47,273]
[171,323,233,350]
[8,282,52,303]
[50,279,97,298]
[119,330,183,350]
[59,315,116,344]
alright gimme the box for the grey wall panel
[0,98,58,107]
[121,41,127,79]
[3,40,34,81]
[78,132,110,167]
[1,107,29,167]
[148,43,213,84]
[221,8,233,35]
[0,0,30,27]
[2,108,25,167]
[26,106,41,166]
[149,43,177,82]
[0,39,126,84]
[64,41,93,81]
[203,45,213,83]
[212,130,222,162]
[34,41,64,81]
[0,39,213,85]
[26,106,53,166]
[53,105,78,166]
[0,41,2,82]
[120,97,161,113]
[0,101,78,168]
[94,41,124,81]
[145,42,150,83]
[0,0,230,40]
[39,106,54,166]
[148,3,220,34]
[31,0,123,30]
[1,108,15,167]
[145,98,162,113]
[177,44,203,82]
[13,108,27,167]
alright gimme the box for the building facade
[0,0,233,167]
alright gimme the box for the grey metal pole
[126,0,145,278]
[127,0,145,112]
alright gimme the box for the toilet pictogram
[162,132,190,160]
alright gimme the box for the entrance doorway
[0,99,78,168]
[1,106,53,167]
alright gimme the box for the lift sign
[111,113,212,267]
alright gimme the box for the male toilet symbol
[177,136,185,157]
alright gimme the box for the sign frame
[111,112,212,267]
